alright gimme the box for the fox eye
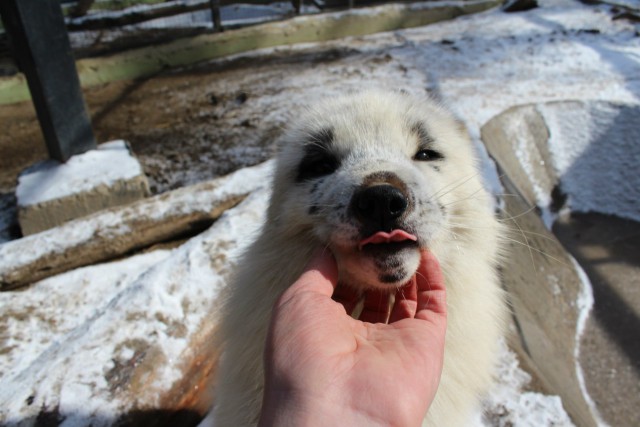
[297,153,339,182]
[411,122,443,162]
[414,149,443,161]
[296,128,339,182]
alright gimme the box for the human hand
[258,249,447,427]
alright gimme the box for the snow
[395,1,639,128]
[16,140,144,207]
[472,340,576,427]
[0,189,270,425]
[0,249,171,384]
[539,101,640,222]
[3,0,640,425]
[568,256,611,427]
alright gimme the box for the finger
[388,277,418,323]
[415,250,447,321]
[285,248,339,300]
[358,289,392,324]
[332,283,361,316]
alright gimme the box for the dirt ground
[0,53,288,194]
[0,45,365,241]
[0,38,419,242]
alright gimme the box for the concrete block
[16,140,150,235]
[481,104,557,209]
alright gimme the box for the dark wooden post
[0,0,97,162]
[209,0,222,32]
[293,0,302,15]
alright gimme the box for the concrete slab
[16,140,150,235]
[554,212,640,427]
[482,100,640,427]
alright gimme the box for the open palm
[259,249,447,427]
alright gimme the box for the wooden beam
[0,0,97,161]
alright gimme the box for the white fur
[208,90,506,427]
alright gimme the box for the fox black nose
[351,184,408,232]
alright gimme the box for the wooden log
[0,160,272,290]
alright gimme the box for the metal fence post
[0,0,97,162]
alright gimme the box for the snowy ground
[0,178,576,427]
[1,0,639,426]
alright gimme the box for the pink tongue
[358,230,418,250]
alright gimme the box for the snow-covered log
[0,161,273,290]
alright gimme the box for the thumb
[415,250,447,321]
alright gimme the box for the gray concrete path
[554,213,640,427]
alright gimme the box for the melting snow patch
[474,340,576,427]
[0,249,172,384]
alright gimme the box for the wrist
[258,387,391,427]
